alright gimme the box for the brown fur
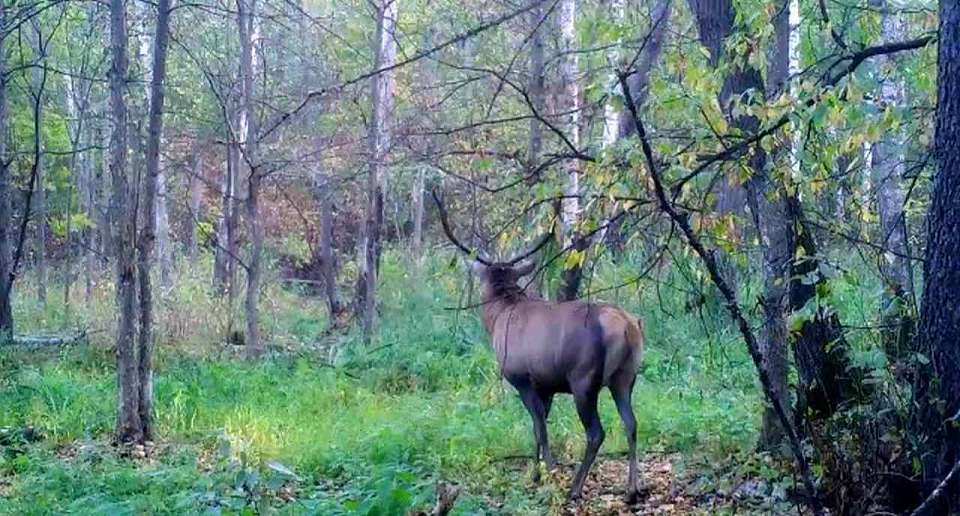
[473,261,646,502]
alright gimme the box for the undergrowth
[0,248,780,514]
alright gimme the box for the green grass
[0,249,762,514]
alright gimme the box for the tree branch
[617,69,824,516]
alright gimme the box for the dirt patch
[555,454,694,515]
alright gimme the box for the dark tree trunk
[188,152,203,263]
[314,173,342,319]
[109,0,142,445]
[0,2,12,339]
[30,19,47,308]
[525,2,545,185]
[787,197,859,421]
[911,0,960,510]
[237,0,263,356]
[616,0,672,139]
[213,127,239,300]
[750,0,791,451]
[134,0,172,442]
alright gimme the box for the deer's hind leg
[610,370,641,503]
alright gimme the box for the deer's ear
[470,260,487,276]
[514,260,536,277]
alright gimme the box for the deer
[432,191,646,503]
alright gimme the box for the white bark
[602,0,625,148]
[558,0,580,230]
[358,0,399,342]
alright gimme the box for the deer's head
[432,189,552,302]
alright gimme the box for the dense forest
[0,0,957,513]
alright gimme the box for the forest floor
[0,343,798,515]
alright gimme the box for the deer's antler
[431,188,493,265]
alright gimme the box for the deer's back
[490,300,644,392]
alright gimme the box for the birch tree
[357,0,398,342]
[556,0,584,302]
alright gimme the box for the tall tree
[687,0,748,285]
[356,0,398,342]
[238,0,263,356]
[187,150,203,263]
[557,0,584,302]
[0,3,12,339]
[748,0,792,450]
[616,0,672,140]
[30,17,48,307]
[526,1,546,183]
[109,0,143,444]
[870,0,914,356]
[134,0,173,442]
[213,107,240,306]
[314,173,342,318]
[912,0,960,509]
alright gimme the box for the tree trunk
[314,173,342,319]
[526,2,546,184]
[109,0,143,445]
[188,152,203,263]
[155,157,173,290]
[0,2,12,339]
[411,167,425,256]
[557,0,583,302]
[213,122,239,300]
[750,0,792,451]
[238,0,263,356]
[616,0,672,140]
[688,0,747,285]
[64,77,80,309]
[357,0,398,342]
[600,0,672,258]
[871,0,914,359]
[787,198,858,421]
[30,19,47,308]
[82,122,95,302]
[911,0,960,509]
[133,0,172,443]
[98,115,114,260]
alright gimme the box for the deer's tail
[625,315,645,371]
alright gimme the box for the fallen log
[3,332,87,347]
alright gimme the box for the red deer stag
[432,191,645,502]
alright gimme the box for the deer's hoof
[624,489,641,505]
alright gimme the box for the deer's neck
[480,294,524,336]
